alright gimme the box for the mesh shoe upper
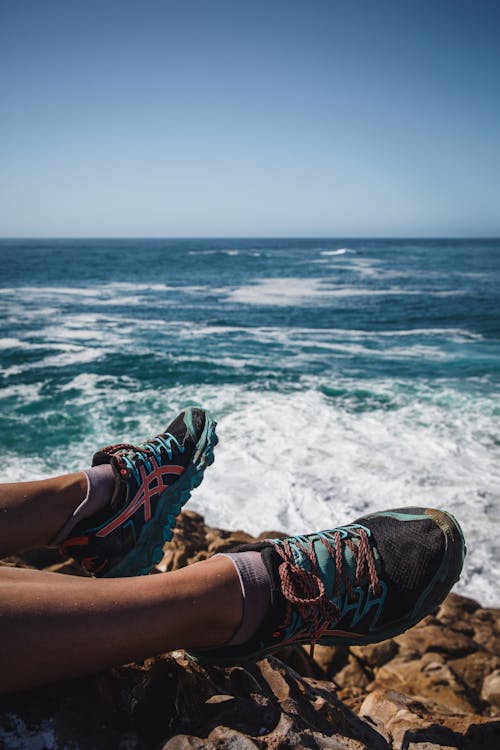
[357,508,466,628]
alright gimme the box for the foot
[60,408,217,577]
[191,507,466,664]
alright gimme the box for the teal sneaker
[60,408,217,577]
[191,507,466,665]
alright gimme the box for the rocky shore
[1,510,499,749]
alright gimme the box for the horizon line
[1,235,499,241]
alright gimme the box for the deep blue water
[1,238,499,602]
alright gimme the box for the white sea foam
[31,316,481,346]
[0,337,30,350]
[0,286,99,297]
[226,278,465,306]
[0,312,481,384]
[168,323,482,344]
[187,248,242,256]
[1,279,464,314]
[317,258,460,284]
[0,283,171,296]
[0,284,210,313]
[256,336,453,361]
[320,248,355,256]
[35,314,134,350]
[1,347,105,377]
[227,278,331,305]
[0,382,41,402]
[367,327,482,340]
[343,258,382,278]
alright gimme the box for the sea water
[0,238,499,604]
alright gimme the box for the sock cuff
[51,464,115,545]
[218,551,271,646]
[85,464,112,502]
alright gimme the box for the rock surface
[1,510,499,750]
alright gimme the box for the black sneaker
[60,408,217,577]
[191,507,466,664]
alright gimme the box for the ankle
[191,556,244,648]
[56,472,88,506]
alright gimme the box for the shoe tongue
[107,459,126,511]
[92,449,113,466]
[162,412,187,443]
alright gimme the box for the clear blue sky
[1,0,499,237]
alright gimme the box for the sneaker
[60,408,217,577]
[191,507,466,665]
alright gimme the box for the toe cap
[356,507,466,628]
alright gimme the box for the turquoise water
[1,238,499,602]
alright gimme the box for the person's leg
[0,473,88,557]
[0,555,242,695]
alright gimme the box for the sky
[0,0,499,237]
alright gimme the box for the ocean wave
[0,318,483,382]
[164,323,483,343]
[320,248,355,256]
[0,278,468,317]
[187,249,241,256]
[0,337,31,350]
[1,347,105,377]
[0,282,210,304]
[226,278,466,306]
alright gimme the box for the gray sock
[219,551,272,646]
[52,464,116,544]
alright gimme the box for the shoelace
[271,528,380,657]
[99,433,183,473]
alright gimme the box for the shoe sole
[103,413,218,577]
[190,509,466,665]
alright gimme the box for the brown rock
[350,639,398,669]
[394,623,476,659]
[449,650,500,697]
[470,608,500,656]
[437,592,480,622]
[481,669,500,711]
[207,726,261,749]
[333,655,373,696]
[359,688,499,750]
[404,744,457,750]
[272,646,318,678]
[311,737,368,750]
[372,656,479,714]
[309,644,349,678]
[360,689,432,746]
[163,737,216,749]
[159,511,259,572]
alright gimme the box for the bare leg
[0,473,88,556]
[0,555,242,694]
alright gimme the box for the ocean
[0,238,499,604]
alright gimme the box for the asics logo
[97,456,184,537]
[333,580,387,630]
